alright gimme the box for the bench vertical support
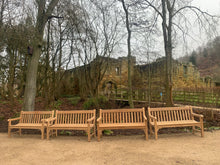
[87,124,91,142]
[97,130,100,142]
[192,126,195,134]
[19,128,22,136]
[201,121,204,137]
[144,127,148,140]
[155,130,158,140]
[41,127,44,140]
[8,127,11,138]
[47,127,50,140]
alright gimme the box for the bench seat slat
[99,123,145,128]
[150,120,199,126]
[50,124,94,128]
[10,123,47,128]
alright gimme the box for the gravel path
[1,131,220,165]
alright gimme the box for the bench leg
[155,128,158,140]
[145,127,148,140]
[192,126,195,134]
[47,127,50,140]
[201,124,204,137]
[19,128,22,136]
[55,129,58,137]
[88,128,91,142]
[41,128,44,140]
[8,127,11,138]
[97,129,101,142]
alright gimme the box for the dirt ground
[1,131,220,165]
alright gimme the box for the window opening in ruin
[183,65,187,76]
[116,67,121,75]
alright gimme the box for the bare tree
[141,0,218,106]
[23,0,59,111]
[68,0,120,98]
[120,0,134,108]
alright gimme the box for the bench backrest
[20,111,54,124]
[55,110,96,124]
[99,108,146,124]
[148,106,193,122]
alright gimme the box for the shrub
[53,100,62,109]
[83,96,108,110]
[67,97,81,106]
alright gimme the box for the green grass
[103,130,113,135]
[207,126,220,130]
[67,97,81,106]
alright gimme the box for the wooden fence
[109,87,220,108]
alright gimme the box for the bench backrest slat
[20,111,54,124]
[99,108,145,124]
[148,106,193,122]
[55,110,95,124]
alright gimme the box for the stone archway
[102,80,117,98]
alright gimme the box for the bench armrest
[143,115,148,121]
[192,113,203,122]
[44,117,56,122]
[149,114,157,121]
[43,117,56,126]
[97,116,102,123]
[192,113,203,118]
[8,117,21,122]
[87,116,95,123]
[8,117,21,126]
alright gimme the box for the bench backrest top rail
[100,108,144,113]
[99,108,146,124]
[148,106,193,122]
[55,110,96,124]
[56,110,95,114]
[148,106,192,111]
[20,111,54,124]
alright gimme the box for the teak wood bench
[97,108,148,141]
[8,111,54,139]
[148,106,204,140]
[45,110,96,142]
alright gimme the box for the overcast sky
[171,0,220,59]
[192,0,220,15]
[130,0,220,63]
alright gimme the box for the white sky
[116,0,220,63]
[172,0,220,59]
[192,0,220,15]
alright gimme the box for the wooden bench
[45,110,96,142]
[148,106,204,140]
[97,108,148,141]
[8,111,54,139]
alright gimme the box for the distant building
[63,56,214,96]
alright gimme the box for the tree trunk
[162,0,173,106]
[23,0,59,111]
[121,0,134,108]
[23,42,42,111]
